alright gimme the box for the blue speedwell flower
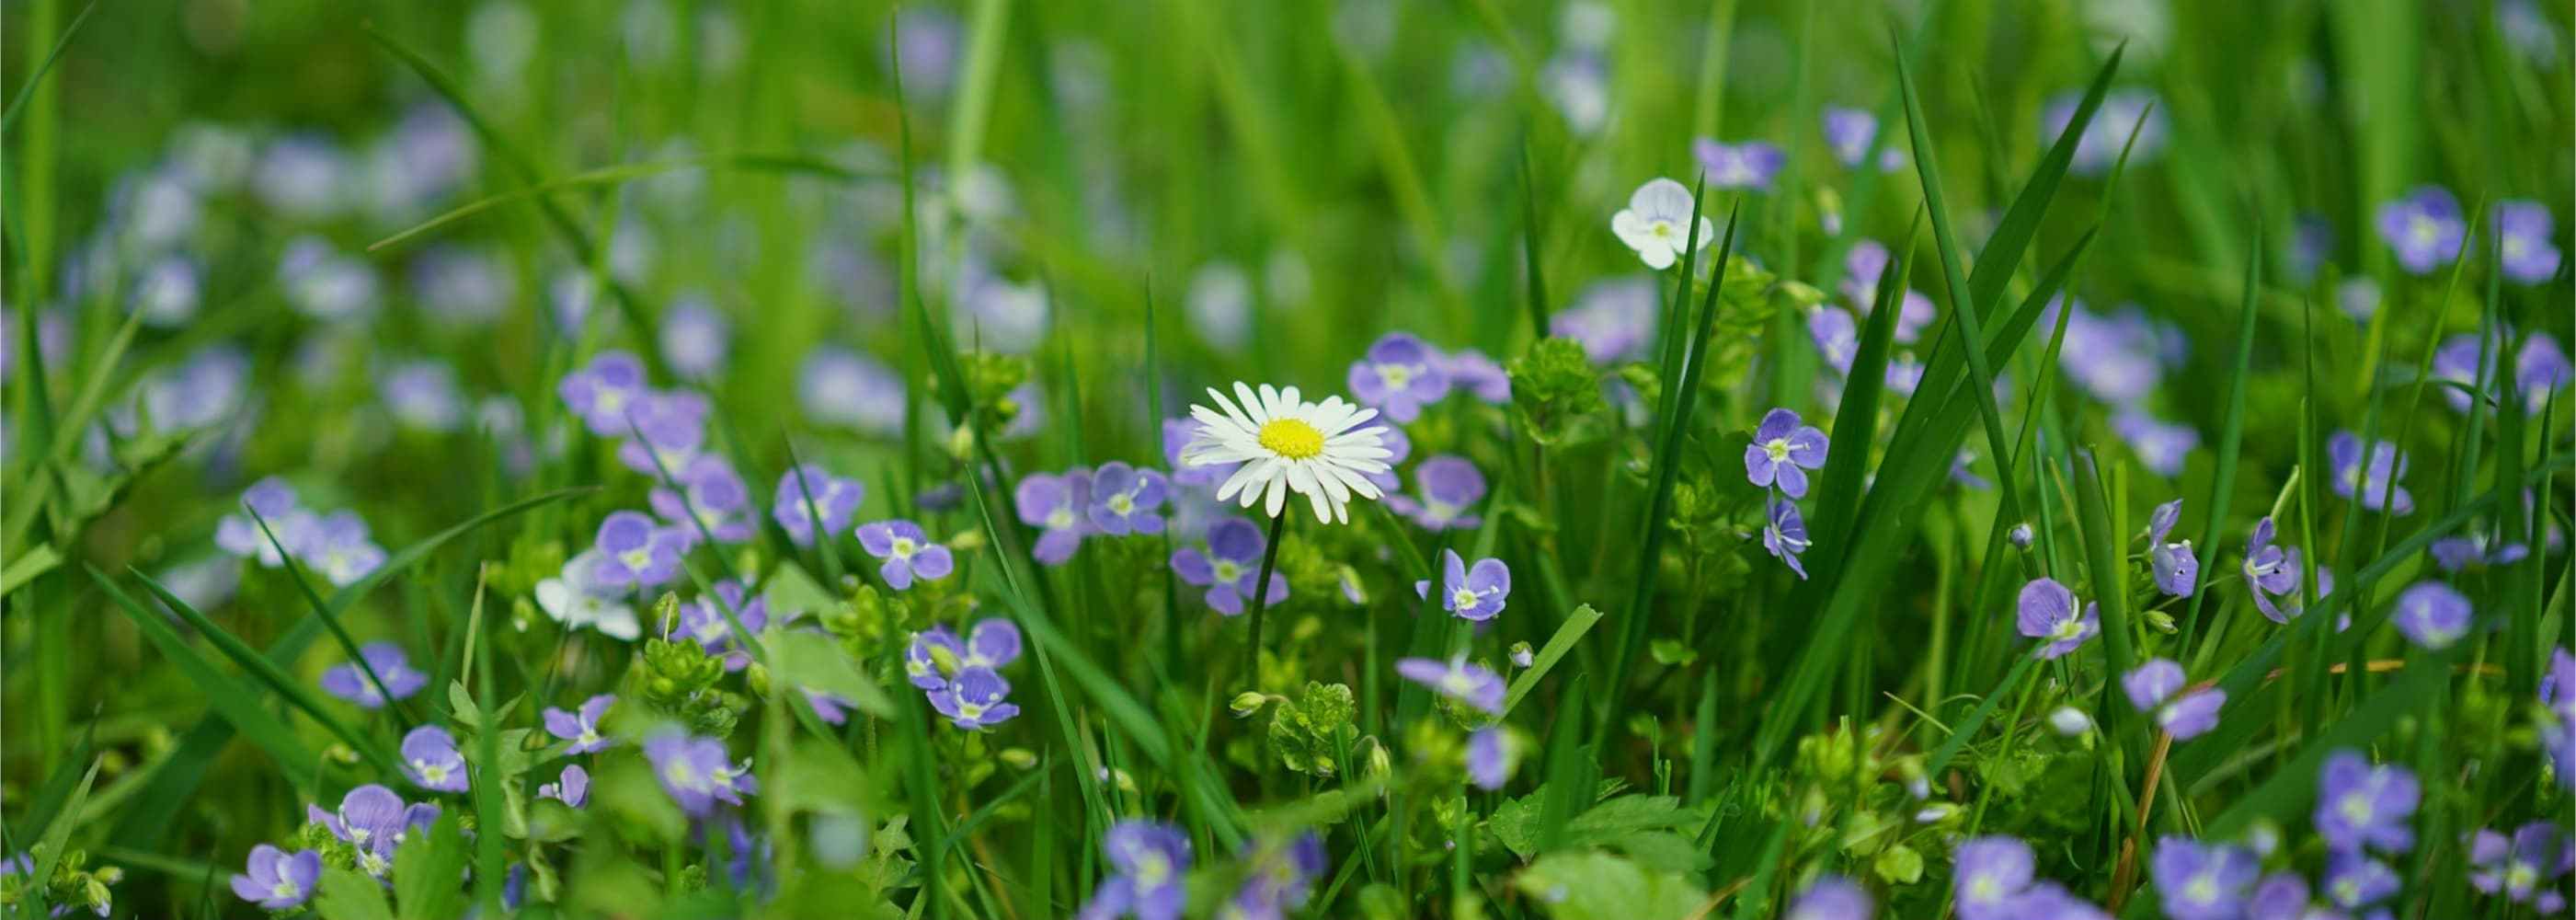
[1172,517,1288,615]
[2241,517,2305,624]
[773,464,862,546]
[614,389,712,477]
[2145,498,2198,598]
[2122,659,2225,741]
[649,455,758,547]
[1444,348,1512,404]
[1414,549,1510,621]
[2149,836,2260,920]
[538,764,590,809]
[1822,107,1905,173]
[1692,138,1784,190]
[905,619,1022,691]
[320,641,428,708]
[1386,454,1486,532]
[856,519,954,590]
[590,511,683,589]
[644,729,750,818]
[1467,727,1518,791]
[1346,332,1452,424]
[401,725,470,793]
[2495,200,2563,284]
[2314,751,2420,854]
[1785,874,1872,920]
[306,785,438,878]
[1763,496,1812,580]
[2016,578,2099,660]
[1085,462,1170,535]
[928,667,1020,730]
[2375,184,2467,275]
[1745,408,1828,499]
[1396,653,1506,717]
[214,477,306,567]
[557,351,650,437]
[2467,822,2569,911]
[1226,831,1328,920]
[1015,467,1095,565]
[2328,431,2413,515]
[544,694,617,754]
[230,845,321,911]
[2391,581,2472,650]
[1077,821,1190,920]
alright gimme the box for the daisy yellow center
[1257,418,1326,459]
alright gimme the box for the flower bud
[2047,706,2093,736]
[1229,692,1268,718]
[1508,641,1536,669]
[2009,523,2034,550]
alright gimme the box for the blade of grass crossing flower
[248,508,421,730]
[11,717,96,862]
[130,570,398,776]
[1503,604,1602,715]
[1805,207,1922,567]
[90,569,321,789]
[2072,453,2141,741]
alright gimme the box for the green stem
[1244,512,1290,682]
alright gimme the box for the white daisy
[1182,382,1393,524]
[1609,178,1715,270]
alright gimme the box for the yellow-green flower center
[1258,418,1326,460]
[1764,439,1792,462]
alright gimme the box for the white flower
[1182,383,1392,524]
[1609,178,1715,270]
[534,550,642,640]
[2047,706,2094,737]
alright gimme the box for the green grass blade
[1504,604,1602,715]
[2179,231,2264,651]
[129,569,398,776]
[91,569,321,788]
[0,1,97,135]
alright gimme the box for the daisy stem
[1243,512,1289,680]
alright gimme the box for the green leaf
[131,569,396,776]
[1506,604,1602,715]
[770,638,898,719]
[313,868,396,920]
[394,812,472,920]
[1874,843,1926,885]
[89,569,320,786]
[1513,850,1707,920]
[0,544,61,595]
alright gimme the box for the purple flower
[2042,87,2167,177]
[2124,659,2190,711]
[382,360,466,431]
[590,511,683,590]
[320,641,429,708]
[927,666,1020,730]
[2147,498,2199,598]
[2245,872,2313,920]
[1838,242,1937,344]
[773,465,862,546]
[857,519,954,590]
[305,785,435,876]
[401,725,470,792]
[1076,821,1190,920]
[1467,727,1516,790]
[2315,752,2420,854]
[1823,107,1904,173]
[544,694,617,754]
[538,764,590,809]
[643,729,737,817]
[1953,835,2037,920]
[1172,517,1287,615]
[798,346,906,436]
[2468,822,2568,909]
[1226,832,1327,920]
[1395,653,1505,717]
[1413,549,1511,621]
[2391,581,2471,650]
[649,455,758,546]
[2243,517,2306,624]
[214,477,304,566]
[1347,332,1453,423]
[2017,578,2099,660]
[1015,468,1094,565]
[1086,462,1170,535]
[2493,199,2561,283]
[557,351,650,437]
[294,510,387,588]
[231,845,321,911]
[2114,410,2199,478]
[1552,277,1659,362]
[1745,408,1829,499]
[2052,297,2168,406]
[1444,348,1512,404]
[2375,185,2467,275]
[2152,836,2260,920]
[906,626,965,689]
[1808,305,1860,374]
[1692,138,1785,190]
[677,581,770,671]
[660,297,731,381]
[2329,431,2412,515]
[803,688,858,726]
[2543,645,2575,721]
[2124,659,2226,740]
[1386,454,1485,531]
[1764,496,1812,580]
[2518,332,2572,402]
[1786,875,1872,920]
[615,389,712,476]
[2323,850,2399,912]
[2433,332,2504,413]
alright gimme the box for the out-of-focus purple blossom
[2323,850,2399,913]
[1839,241,1937,344]
[649,455,757,547]
[411,246,513,327]
[2122,659,2226,740]
[2146,498,2199,597]
[558,351,651,437]
[956,275,1048,354]
[2433,328,2570,415]
[1395,653,1506,717]
[773,465,863,546]
[2315,752,2419,855]
[797,346,907,436]
[1746,408,1829,499]
[2041,87,2167,177]
[887,8,962,98]
[1225,831,1328,920]
[1086,462,1170,536]
[1692,139,1785,190]
[1808,305,1860,374]
[2328,431,2412,515]
[1387,454,1485,532]
[1186,261,1254,350]
[1413,549,1510,621]
[1467,728,1516,790]
[2519,332,2572,403]
[644,729,740,817]
[2287,213,2332,284]
[539,764,590,809]
[660,296,731,382]
[255,134,352,220]
[1076,821,1190,920]
[230,845,321,911]
[590,511,683,590]
[1172,517,1285,615]
[544,695,617,754]
[1348,332,1453,423]
[2375,185,2467,275]
[1822,108,1905,174]
[2337,277,2381,324]
[2391,581,2472,650]
[215,477,306,566]
[401,725,470,792]
[2542,646,2575,722]
[304,785,428,878]
[130,256,202,327]
[382,359,466,432]
[2467,822,2568,911]
[1785,874,1872,920]
[2243,517,2306,624]
[676,581,772,672]
[321,641,428,708]
[1764,496,1812,580]
[2124,660,2189,712]
[2018,578,2099,660]
[614,390,713,476]
[279,236,380,323]
[857,520,955,591]
[1953,835,2037,920]
[2114,410,2199,478]
[1016,468,1094,565]
[2151,836,2260,920]
[1165,418,1236,491]
[1445,348,1512,404]
[2049,297,2172,406]
[1884,354,1927,397]
[2495,201,2561,284]
[2244,872,2313,920]
[927,666,1020,730]
[1541,53,1609,136]
[1553,277,1660,363]
[1610,178,1715,270]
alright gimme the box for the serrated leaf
[314,868,396,920]
[394,812,471,920]
[1513,850,1707,920]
